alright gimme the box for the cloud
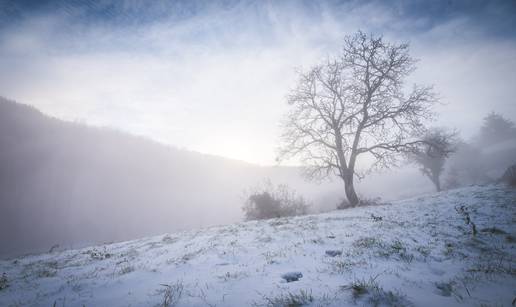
[0,0,515,164]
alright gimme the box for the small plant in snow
[38,268,57,278]
[263,250,287,264]
[162,234,179,244]
[37,261,58,278]
[217,271,248,281]
[370,214,383,222]
[416,246,431,258]
[156,281,184,307]
[368,287,411,307]
[443,242,455,256]
[352,236,382,249]
[342,277,380,300]
[328,259,362,274]
[118,265,135,275]
[434,280,465,301]
[480,227,507,235]
[343,276,411,306]
[383,240,414,263]
[434,281,453,297]
[455,205,477,236]
[0,273,8,290]
[85,247,111,260]
[467,255,516,276]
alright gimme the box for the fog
[1,1,516,259]
[1,1,515,164]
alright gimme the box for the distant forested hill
[0,97,341,258]
[7,97,501,259]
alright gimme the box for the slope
[0,184,514,306]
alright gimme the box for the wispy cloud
[1,0,515,164]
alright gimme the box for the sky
[0,0,515,165]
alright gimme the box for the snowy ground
[1,184,515,307]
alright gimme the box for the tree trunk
[430,173,441,192]
[343,174,359,206]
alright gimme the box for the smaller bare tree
[476,112,516,146]
[409,128,457,191]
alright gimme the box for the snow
[1,184,515,306]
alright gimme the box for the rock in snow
[281,271,303,282]
[325,250,343,257]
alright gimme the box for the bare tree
[278,31,437,206]
[409,128,457,192]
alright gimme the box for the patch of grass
[263,250,287,265]
[217,271,248,281]
[269,219,289,227]
[443,242,454,256]
[416,245,431,258]
[256,289,314,307]
[342,277,379,300]
[455,205,477,236]
[85,248,111,260]
[118,265,135,275]
[343,277,411,306]
[162,235,179,244]
[370,214,383,222]
[38,268,57,278]
[506,235,516,243]
[156,281,184,307]
[480,227,507,235]
[120,248,139,260]
[434,280,465,301]
[353,237,383,249]
[376,240,414,263]
[467,255,516,276]
[331,260,353,273]
[168,249,205,265]
[435,281,454,297]
[368,288,410,307]
[307,237,325,245]
[327,259,366,274]
[37,261,58,278]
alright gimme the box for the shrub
[242,180,310,220]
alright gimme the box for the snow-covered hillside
[1,185,515,307]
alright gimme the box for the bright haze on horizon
[1,0,515,165]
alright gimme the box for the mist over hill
[1,97,350,258]
[2,97,513,259]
